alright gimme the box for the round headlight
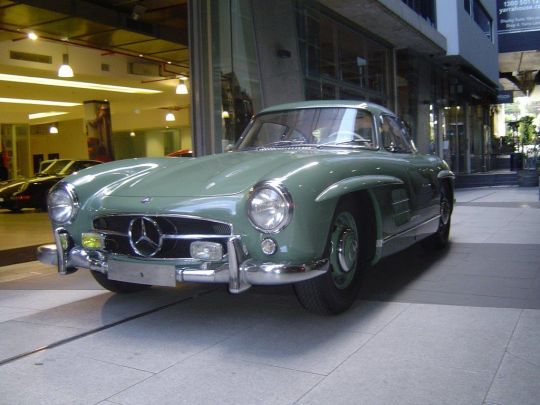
[48,183,79,224]
[247,182,293,233]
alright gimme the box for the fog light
[261,238,277,255]
[190,241,223,261]
[82,233,104,250]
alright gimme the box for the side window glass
[380,115,413,153]
[353,110,375,148]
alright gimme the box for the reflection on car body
[166,149,193,157]
[37,101,454,314]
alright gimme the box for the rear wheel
[422,182,452,250]
[294,199,369,315]
[90,270,151,293]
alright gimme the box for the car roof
[259,100,395,115]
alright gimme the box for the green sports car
[37,101,454,314]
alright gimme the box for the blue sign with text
[498,0,540,52]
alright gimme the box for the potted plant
[517,117,539,187]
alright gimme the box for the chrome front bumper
[37,235,328,294]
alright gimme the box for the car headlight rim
[47,182,79,224]
[247,181,293,233]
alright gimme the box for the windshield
[39,160,71,175]
[236,107,376,151]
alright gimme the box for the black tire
[422,182,452,250]
[90,270,152,293]
[293,199,369,315]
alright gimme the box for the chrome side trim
[382,215,440,246]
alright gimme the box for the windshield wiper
[257,140,311,149]
[317,140,371,148]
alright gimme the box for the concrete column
[465,104,472,174]
[251,0,304,107]
[414,61,432,154]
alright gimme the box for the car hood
[0,174,60,185]
[87,150,357,198]
[0,179,26,194]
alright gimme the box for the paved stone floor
[0,186,539,404]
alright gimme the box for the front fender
[314,175,403,266]
[314,175,404,202]
[437,169,455,180]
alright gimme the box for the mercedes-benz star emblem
[128,217,163,257]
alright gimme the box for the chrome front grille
[92,215,232,259]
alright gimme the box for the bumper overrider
[37,229,329,293]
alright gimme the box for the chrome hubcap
[440,197,450,226]
[330,211,359,289]
[338,229,358,272]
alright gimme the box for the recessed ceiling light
[28,111,69,120]
[0,97,81,107]
[0,73,161,94]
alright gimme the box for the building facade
[189,0,499,174]
[0,0,499,178]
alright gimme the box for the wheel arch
[315,175,401,265]
[437,171,455,209]
[328,189,382,266]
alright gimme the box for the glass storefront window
[297,1,391,105]
[338,27,366,88]
[473,1,492,40]
[444,106,466,173]
[366,40,387,94]
[220,0,262,147]
[306,14,336,78]
[402,0,436,26]
[465,0,492,41]
[192,0,262,153]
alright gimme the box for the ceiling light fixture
[49,125,59,134]
[27,32,38,41]
[176,78,188,95]
[0,73,161,94]
[130,131,136,137]
[58,53,74,78]
[28,112,68,120]
[165,112,176,122]
[0,97,81,107]
[131,4,147,20]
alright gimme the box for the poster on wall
[84,100,114,162]
[497,0,540,52]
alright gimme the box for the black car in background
[0,159,102,212]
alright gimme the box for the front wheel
[90,270,152,293]
[422,182,452,250]
[294,200,369,315]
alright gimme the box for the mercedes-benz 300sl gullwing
[38,101,454,314]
